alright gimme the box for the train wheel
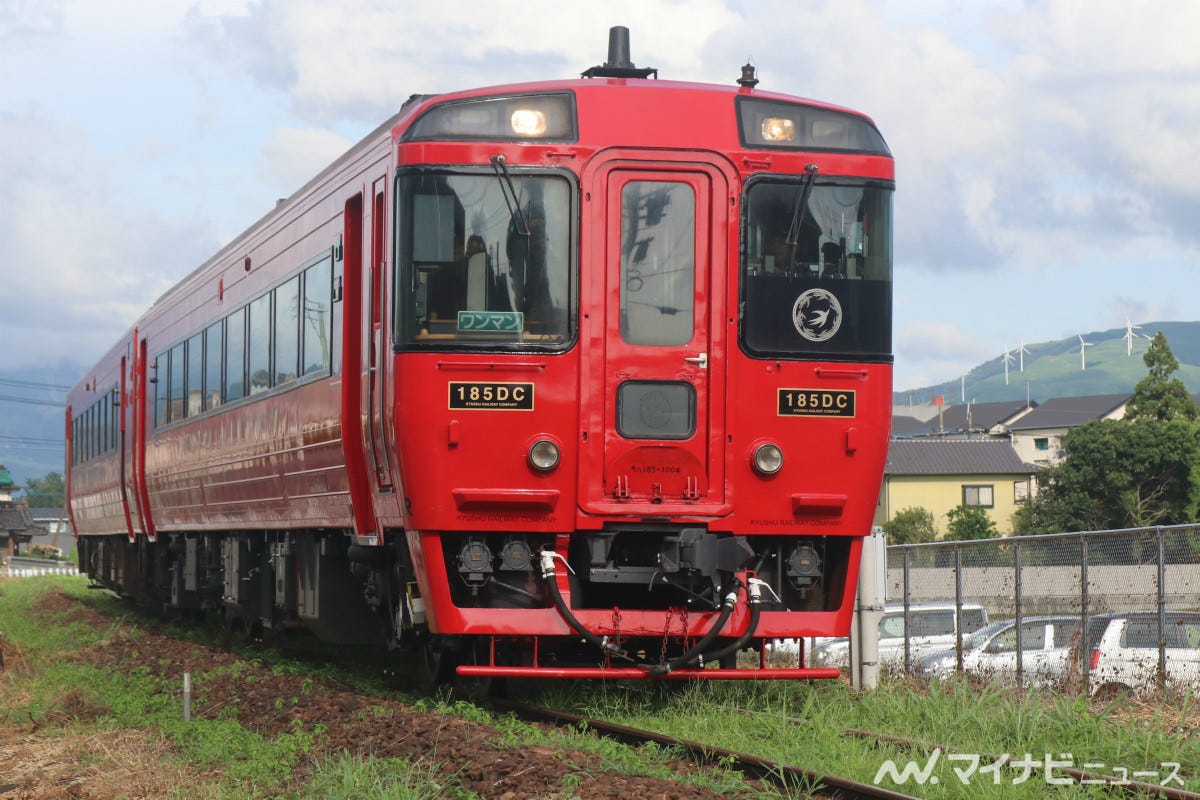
[419,633,460,689]
[458,637,509,699]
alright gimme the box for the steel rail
[490,699,923,800]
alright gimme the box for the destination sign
[449,382,535,411]
[777,388,856,417]
[457,310,524,333]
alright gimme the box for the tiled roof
[919,400,1036,434]
[886,438,1035,476]
[1007,393,1130,431]
[891,415,928,437]
[0,502,35,534]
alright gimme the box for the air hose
[644,585,740,677]
[540,550,634,663]
[700,577,766,665]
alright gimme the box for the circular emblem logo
[792,288,842,342]
[639,390,672,429]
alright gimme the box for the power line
[0,435,62,445]
[0,395,66,407]
[0,378,70,392]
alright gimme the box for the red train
[66,29,893,681]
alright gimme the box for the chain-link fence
[883,525,1200,694]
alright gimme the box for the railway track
[489,698,923,800]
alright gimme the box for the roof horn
[582,26,658,79]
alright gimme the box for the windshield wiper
[784,164,819,250]
[489,155,530,237]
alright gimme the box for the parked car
[1084,611,1200,694]
[811,603,989,668]
[914,615,1080,684]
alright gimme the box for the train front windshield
[741,180,893,360]
[395,170,574,350]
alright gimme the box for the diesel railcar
[67,29,894,680]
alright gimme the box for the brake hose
[644,584,740,677]
[701,577,766,665]
[540,550,633,662]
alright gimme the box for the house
[0,466,36,558]
[875,439,1038,537]
[29,507,74,558]
[1001,393,1130,466]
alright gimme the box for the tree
[943,504,999,541]
[1124,332,1199,422]
[1013,418,1200,535]
[883,506,937,545]
[21,471,65,509]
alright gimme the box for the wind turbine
[1016,339,1031,372]
[1078,334,1093,370]
[1123,318,1143,356]
[1002,345,1015,385]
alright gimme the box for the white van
[1085,612,1200,694]
[811,602,989,668]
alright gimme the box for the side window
[960,609,987,633]
[986,627,1018,653]
[1034,437,1049,451]
[878,615,905,638]
[204,322,222,410]
[110,386,119,450]
[155,355,166,426]
[303,257,332,375]
[910,611,955,637]
[332,254,343,374]
[1051,620,1081,649]
[1020,622,1048,650]
[1121,620,1158,649]
[168,343,185,422]
[226,308,246,402]
[962,485,995,507]
[248,294,271,395]
[185,333,203,417]
[274,275,300,385]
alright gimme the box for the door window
[619,181,695,346]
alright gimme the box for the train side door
[341,180,401,544]
[366,177,398,495]
[582,159,729,514]
[130,335,155,540]
[117,348,141,539]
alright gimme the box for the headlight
[510,108,548,137]
[528,439,560,471]
[760,116,797,143]
[753,443,784,475]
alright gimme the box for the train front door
[582,158,729,514]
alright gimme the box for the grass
[5,574,1196,799]
[535,676,1200,798]
[0,576,453,799]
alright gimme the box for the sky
[1,0,1198,392]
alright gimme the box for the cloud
[0,108,217,370]
[709,1,1200,275]
[894,319,995,390]
[0,0,65,42]
[186,0,743,124]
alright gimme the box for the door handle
[684,353,708,369]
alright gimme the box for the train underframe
[75,524,850,681]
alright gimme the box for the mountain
[894,321,1200,406]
